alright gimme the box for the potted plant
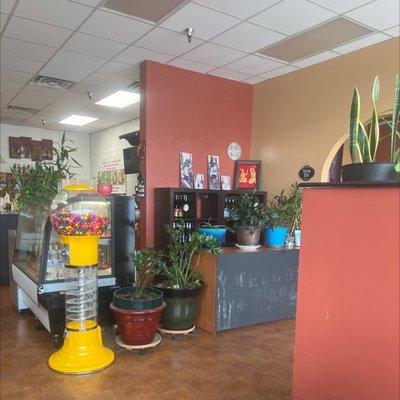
[155,223,220,331]
[288,183,302,247]
[97,171,113,196]
[110,248,165,345]
[229,192,267,246]
[265,190,293,248]
[198,220,234,245]
[341,74,400,182]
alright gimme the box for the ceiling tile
[250,0,337,35]
[346,0,400,31]
[293,50,339,67]
[1,54,43,74]
[79,9,153,43]
[0,80,25,92]
[0,69,33,84]
[260,65,299,79]
[1,91,18,107]
[310,0,372,13]
[70,0,102,6]
[0,0,16,13]
[136,27,204,56]
[95,61,140,80]
[63,32,128,59]
[20,84,66,98]
[225,54,284,75]
[1,37,57,62]
[183,42,245,66]
[208,68,251,81]
[212,22,286,53]
[241,76,267,84]
[115,46,174,65]
[384,26,400,37]
[10,93,55,109]
[14,0,93,29]
[332,32,391,54]
[194,0,280,19]
[40,50,107,82]
[1,12,9,31]
[167,58,214,73]
[160,3,239,40]
[4,16,73,47]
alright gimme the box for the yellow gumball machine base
[48,322,114,374]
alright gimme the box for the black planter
[113,287,164,310]
[341,163,399,183]
[156,284,203,331]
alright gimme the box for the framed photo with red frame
[233,160,261,190]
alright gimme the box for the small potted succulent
[265,190,293,248]
[229,192,267,246]
[110,248,165,345]
[97,171,113,196]
[341,74,400,182]
[198,220,233,245]
[155,223,220,331]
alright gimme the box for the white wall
[0,124,91,179]
[90,118,139,195]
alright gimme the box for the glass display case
[11,195,136,345]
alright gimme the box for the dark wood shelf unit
[154,188,267,249]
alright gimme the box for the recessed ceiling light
[95,90,140,108]
[59,115,98,126]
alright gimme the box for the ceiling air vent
[31,75,75,91]
[127,81,140,90]
[6,106,40,118]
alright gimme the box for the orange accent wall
[293,186,400,400]
[140,61,253,246]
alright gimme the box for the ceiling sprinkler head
[41,119,46,127]
[87,91,93,100]
[184,27,194,43]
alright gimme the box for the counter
[195,246,299,334]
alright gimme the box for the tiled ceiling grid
[0,0,399,133]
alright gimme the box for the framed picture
[221,175,231,190]
[194,173,204,189]
[20,137,32,159]
[8,137,21,159]
[208,155,220,190]
[41,139,53,160]
[31,140,42,162]
[180,152,194,188]
[234,160,261,190]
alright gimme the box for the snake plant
[349,74,400,171]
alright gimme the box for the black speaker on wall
[123,147,140,174]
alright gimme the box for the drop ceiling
[0,0,398,134]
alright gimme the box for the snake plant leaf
[395,162,400,172]
[349,87,360,163]
[356,121,371,162]
[369,105,380,161]
[372,75,380,103]
[391,75,400,162]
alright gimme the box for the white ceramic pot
[294,229,301,247]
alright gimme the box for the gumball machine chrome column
[48,184,114,374]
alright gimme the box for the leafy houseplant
[198,219,234,245]
[342,74,400,182]
[11,132,81,211]
[229,192,267,246]
[155,222,220,331]
[110,248,166,346]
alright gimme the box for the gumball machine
[48,184,114,374]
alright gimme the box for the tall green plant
[349,75,400,169]
[11,132,81,210]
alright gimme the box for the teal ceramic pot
[157,284,203,331]
[198,227,227,245]
[265,227,288,248]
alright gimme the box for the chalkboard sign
[299,165,315,181]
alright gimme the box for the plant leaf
[368,105,379,162]
[349,87,360,163]
[357,121,371,162]
[391,75,400,162]
[372,75,380,103]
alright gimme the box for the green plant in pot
[198,219,234,246]
[97,171,113,196]
[155,222,220,331]
[341,74,400,182]
[110,248,166,346]
[229,192,267,246]
[265,190,293,248]
[288,183,302,247]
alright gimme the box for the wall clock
[227,142,241,160]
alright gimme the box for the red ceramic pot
[110,303,165,345]
[97,184,113,196]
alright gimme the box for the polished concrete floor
[0,287,295,400]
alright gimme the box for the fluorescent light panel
[59,114,98,126]
[95,90,140,108]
